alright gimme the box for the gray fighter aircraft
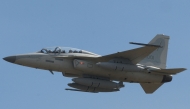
[3,34,186,94]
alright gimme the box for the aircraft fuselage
[10,53,166,83]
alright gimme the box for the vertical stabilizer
[139,34,170,69]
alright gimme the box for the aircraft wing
[140,83,163,94]
[97,46,158,64]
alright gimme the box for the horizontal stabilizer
[151,68,186,75]
[140,83,163,94]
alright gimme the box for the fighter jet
[3,34,186,94]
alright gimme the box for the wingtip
[182,68,187,71]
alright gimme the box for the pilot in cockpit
[62,50,65,53]
[69,50,72,53]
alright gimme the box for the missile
[68,83,119,93]
[72,78,124,89]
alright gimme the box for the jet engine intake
[73,59,94,72]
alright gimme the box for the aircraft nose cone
[3,56,16,63]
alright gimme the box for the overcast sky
[1,0,190,109]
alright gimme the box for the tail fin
[140,83,163,94]
[139,34,170,69]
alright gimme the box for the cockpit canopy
[39,47,99,56]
